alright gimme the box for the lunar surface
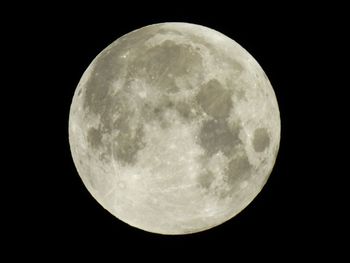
[69,22,280,234]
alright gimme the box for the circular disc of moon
[69,22,280,235]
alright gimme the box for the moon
[69,22,280,235]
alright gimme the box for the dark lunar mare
[83,27,255,195]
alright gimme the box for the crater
[252,127,270,152]
[196,79,232,119]
[198,119,240,157]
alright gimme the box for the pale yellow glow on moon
[69,22,280,235]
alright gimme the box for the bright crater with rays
[69,22,280,234]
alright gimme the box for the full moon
[69,22,280,234]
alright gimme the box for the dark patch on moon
[140,95,200,129]
[141,102,158,122]
[198,170,215,189]
[89,92,116,137]
[82,25,163,115]
[83,49,124,114]
[198,119,240,157]
[140,97,176,129]
[113,126,145,165]
[86,127,112,163]
[219,154,253,198]
[175,101,199,120]
[196,79,232,119]
[228,58,244,74]
[86,78,148,166]
[163,98,175,109]
[87,127,103,149]
[133,40,203,93]
[112,114,145,165]
[252,128,270,152]
[226,155,252,185]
